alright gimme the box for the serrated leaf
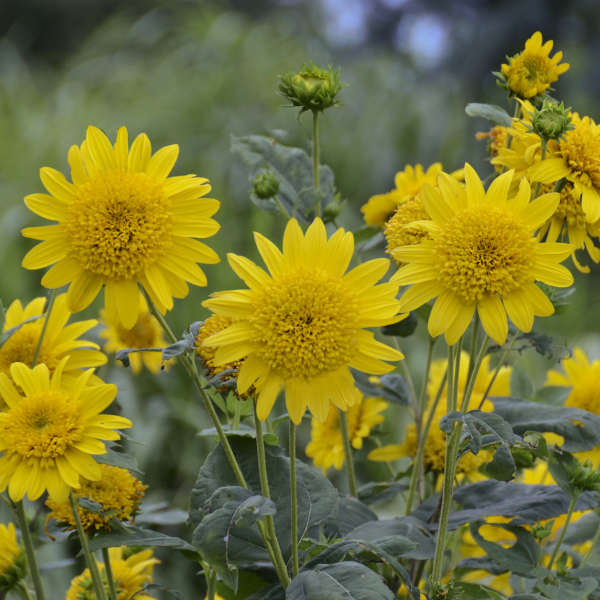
[352,371,410,405]
[95,446,143,478]
[285,561,395,600]
[465,103,512,127]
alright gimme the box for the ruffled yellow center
[196,315,238,375]
[116,313,160,348]
[385,196,430,261]
[3,393,83,459]
[435,207,535,303]
[251,268,359,379]
[64,171,172,280]
[560,116,600,189]
[47,465,146,532]
[556,183,586,229]
[0,322,57,374]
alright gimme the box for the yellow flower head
[384,195,431,264]
[195,314,241,379]
[305,395,388,472]
[0,522,25,593]
[202,217,404,424]
[361,163,443,227]
[100,293,167,374]
[500,31,569,99]
[22,126,220,328]
[46,464,146,533]
[66,546,159,600]
[392,164,574,346]
[546,347,600,414]
[0,360,131,502]
[529,113,600,223]
[369,352,510,475]
[476,126,509,168]
[0,294,106,390]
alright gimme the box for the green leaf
[324,496,377,538]
[482,445,517,481]
[352,371,410,405]
[190,438,338,568]
[465,103,512,127]
[95,446,143,478]
[533,386,570,406]
[286,561,395,600]
[534,574,598,600]
[511,367,534,400]
[88,525,195,553]
[381,312,418,337]
[198,424,279,446]
[492,398,600,452]
[447,581,506,600]
[231,134,337,222]
[469,521,540,576]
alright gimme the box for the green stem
[547,495,578,570]
[533,139,547,200]
[206,566,217,600]
[31,289,57,368]
[312,110,321,216]
[289,421,300,577]
[16,582,34,600]
[253,405,291,587]
[581,519,600,567]
[400,359,419,419]
[430,344,463,594]
[477,333,517,410]
[339,410,358,497]
[142,289,248,489]
[102,548,118,600]
[467,316,480,383]
[68,491,108,600]
[460,336,489,413]
[12,501,45,600]
[405,368,448,515]
[429,419,463,593]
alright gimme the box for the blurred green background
[1,0,599,597]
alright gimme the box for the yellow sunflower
[361,163,444,227]
[384,195,431,264]
[202,217,404,424]
[0,360,131,502]
[21,125,220,328]
[529,112,600,223]
[546,347,600,414]
[100,293,167,374]
[500,31,569,99]
[65,547,159,600]
[392,165,574,346]
[369,352,510,476]
[46,464,146,533]
[0,294,106,390]
[305,395,388,472]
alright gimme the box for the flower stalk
[12,501,46,600]
[289,421,300,577]
[68,491,108,600]
[547,494,578,570]
[339,410,358,497]
[31,289,57,368]
[102,548,119,600]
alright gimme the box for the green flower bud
[0,550,27,593]
[570,459,600,494]
[252,171,280,199]
[530,99,574,141]
[278,62,343,114]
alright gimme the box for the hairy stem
[312,110,321,216]
[289,421,300,577]
[69,491,107,600]
[12,501,46,600]
[339,410,358,497]
[31,289,57,368]
[548,495,578,570]
[102,548,119,600]
[253,405,291,587]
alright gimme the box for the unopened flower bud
[252,171,280,200]
[278,62,342,114]
[531,100,573,141]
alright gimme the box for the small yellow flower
[0,360,131,502]
[546,348,600,414]
[361,163,444,227]
[369,352,510,476]
[305,395,388,472]
[392,164,574,345]
[500,31,569,99]
[0,294,106,388]
[100,294,167,374]
[195,314,241,379]
[203,217,404,424]
[65,547,159,600]
[384,195,431,263]
[22,126,220,328]
[46,464,146,533]
[476,126,509,168]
